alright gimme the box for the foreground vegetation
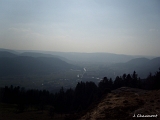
[0,68,160,119]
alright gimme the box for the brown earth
[80,87,160,120]
[1,87,160,120]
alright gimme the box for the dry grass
[80,87,160,120]
[1,88,160,120]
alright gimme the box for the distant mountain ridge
[0,51,80,77]
[0,48,156,63]
[0,51,18,58]
[0,48,19,54]
[20,52,69,62]
[41,52,135,63]
[108,57,160,78]
[0,48,159,78]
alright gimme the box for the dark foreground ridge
[0,87,160,120]
[0,69,160,120]
[80,87,160,120]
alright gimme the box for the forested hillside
[0,54,80,77]
[0,68,160,119]
[107,57,160,78]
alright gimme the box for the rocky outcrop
[80,87,160,120]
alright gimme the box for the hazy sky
[0,0,160,56]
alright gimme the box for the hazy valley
[1,1,160,119]
[0,48,160,91]
[0,48,160,120]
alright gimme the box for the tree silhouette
[0,68,160,115]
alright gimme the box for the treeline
[0,82,98,113]
[0,69,160,114]
[113,69,160,90]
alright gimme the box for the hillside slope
[0,51,18,58]
[0,56,79,77]
[80,87,160,120]
[41,52,135,63]
[108,57,160,78]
